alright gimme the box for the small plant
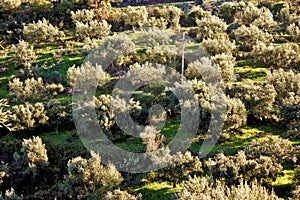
[9,102,49,131]
[266,69,300,105]
[0,0,22,11]
[233,24,273,51]
[196,15,227,40]
[23,18,65,43]
[123,6,148,30]
[21,136,48,168]
[287,23,300,42]
[11,40,37,74]
[60,151,123,199]
[211,53,236,83]
[201,36,236,56]
[0,99,11,131]
[178,176,281,200]
[253,42,300,69]
[224,97,247,131]
[231,81,277,120]
[71,9,95,23]
[75,20,111,40]
[137,28,171,48]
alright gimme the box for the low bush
[201,36,236,56]
[196,15,227,40]
[11,40,37,75]
[266,69,300,106]
[211,53,236,83]
[233,25,273,51]
[59,151,123,199]
[9,77,65,101]
[178,176,282,200]
[75,20,111,40]
[231,82,277,120]
[253,42,300,69]
[224,97,247,131]
[9,102,49,131]
[23,18,65,43]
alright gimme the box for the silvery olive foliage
[233,25,273,51]
[287,23,300,42]
[104,189,141,200]
[201,36,236,56]
[9,77,65,101]
[266,69,300,106]
[60,151,123,199]
[9,102,49,131]
[0,99,11,131]
[205,150,283,185]
[253,42,300,69]
[224,97,247,131]
[11,40,37,74]
[71,9,95,23]
[178,176,282,200]
[75,20,111,40]
[137,28,171,48]
[23,18,65,43]
[149,149,202,188]
[123,6,148,29]
[211,53,236,83]
[231,81,277,120]
[196,15,228,40]
[245,137,298,164]
[20,136,48,168]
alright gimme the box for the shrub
[71,9,95,24]
[73,61,110,91]
[178,176,281,200]
[291,185,300,200]
[11,40,37,74]
[0,0,22,11]
[137,28,171,48]
[231,81,277,120]
[253,42,300,69]
[211,53,236,83]
[245,137,298,164]
[233,24,273,51]
[142,45,178,65]
[9,77,45,101]
[201,36,236,56]
[104,189,140,200]
[9,77,65,101]
[280,105,300,139]
[196,15,227,40]
[67,65,78,89]
[218,2,244,24]
[28,0,56,9]
[186,6,211,26]
[44,99,73,131]
[224,97,247,131]
[23,18,65,43]
[21,136,48,168]
[0,99,11,131]
[75,20,111,40]
[150,150,202,188]
[140,126,164,153]
[266,69,300,105]
[240,2,260,25]
[123,6,148,29]
[9,102,49,131]
[145,17,168,29]
[287,23,300,42]
[205,151,283,185]
[252,7,276,29]
[60,151,123,199]
[148,5,183,28]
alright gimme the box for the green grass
[134,182,181,200]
